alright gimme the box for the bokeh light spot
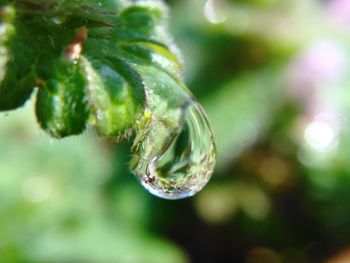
[22,176,53,203]
[204,0,227,24]
[304,121,337,152]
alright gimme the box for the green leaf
[118,42,182,79]
[79,1,183,137]
[35,58,89,138]
[116,2,169,43]
[80,56,145,138]
[0,0,189,141]
[0,5,36,110]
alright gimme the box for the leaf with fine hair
[0,0,188,140]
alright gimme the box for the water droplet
[131,101,216,200]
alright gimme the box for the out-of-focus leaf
[203,67,282,169]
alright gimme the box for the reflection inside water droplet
[131,101,216,200]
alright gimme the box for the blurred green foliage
[2,0,350,262]
[0,104,186,262]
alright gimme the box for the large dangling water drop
[130,100,216,200]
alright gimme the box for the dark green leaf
[36,58,88,138]
[80,56,145,138]
[0,5,36,110]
